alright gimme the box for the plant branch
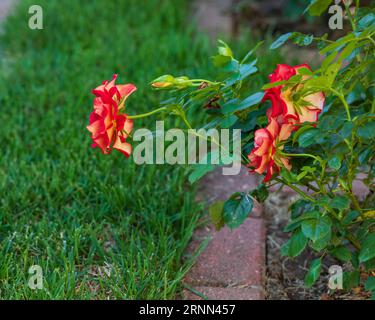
[128,106,167,119]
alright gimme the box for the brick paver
[184,167,266,300]
[0,0,14,24]
[183,286,264,300]
[185,217,265,287]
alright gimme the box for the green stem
[306,183,320,193]
[344,2,356,31]
[128,106,167,119]
[330,88,351,121]
[346,232,361,250]
[180,114,224,151]
[180,113,250,165]
[275,178,316,203]
[190,79,221,86]
[347,191,363,214]
[368,36,375,47]
[280,152,321,163]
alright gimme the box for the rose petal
[113,135,132,157]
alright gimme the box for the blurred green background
[0,0,284,299]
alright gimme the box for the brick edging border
[182,168,266,300]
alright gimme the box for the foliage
[141,0,375,298]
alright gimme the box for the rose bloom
[263,64,325,127]
[248,117,292,182]
[151,81,172,88]
[87,75,136,157]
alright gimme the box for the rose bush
[87,0,374,298]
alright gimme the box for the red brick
[0,0,13,23]
[183,286,264,300]
[197,166,261,200]
[352,179,369,200]
[184,217,266,287]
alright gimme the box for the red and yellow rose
[248,63,325,181]
[87,74,136,157]
[264,64,325,126]
[248,117,292,182]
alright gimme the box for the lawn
[0,0,280,299]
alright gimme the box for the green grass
[0,0,281,299]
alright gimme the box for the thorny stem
[330,88,352,121]
[128,107,167,119]
[274,178,316,203]
[280,152,322,163]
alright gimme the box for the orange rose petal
[255,153,271,174]
[122,118,134,138]
[280,157,292,170]
[92,133,110,154]
[113,136,132,158]
[279,123,293,141]
[266,117,280,139]
[87,119,105,135]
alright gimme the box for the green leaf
[321,50,337,70]
[223,193,253,229]
[328,156,341,170]
[359,148,372,165]
[290,199,315,219]
[291,33,314,46]
[250,184,269,203]
[301,215,331,242]
[331,246,352,262]
[270,32,293,50]
[310,231,331,251]
[359,233,375,263]
[365,276,375,292]
[358,13,375,31]
[284,211,321,233]
[225,60,258,86]
[241,41,264,64]
[223,92,264,113]
[188,164,215,184]
[340,121,354,139]
[270,32,314,50]
[364,257,375,271]
[262,80,287,90]
[188,152,218,184]
[220,115,238,129]
[212,55,232,68]
[304,258,322,288]
[317,195,330,207]
[330,196,350,210]
[209,201,225,230]
[307,0,333,17]
[298,128,319,147]
[217,39,233,58]
[294,210,321,222]
[357,122,375,140]
[280,168,298,183]
[343,271,360,290]
[336,41,358,64]
[322,62,341,88]
[296,171,308,181]
[239,62,258,79]
[282,229,308,257]
[342,210,360,225]
[284,221,302,233]
[320,33,355,54]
